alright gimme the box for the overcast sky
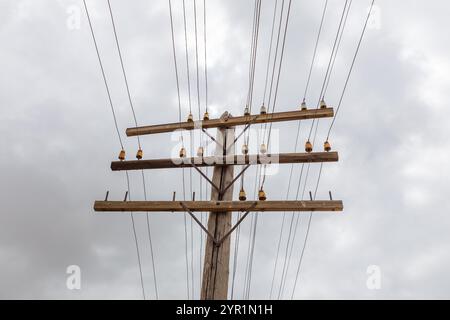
[1,0,450,299]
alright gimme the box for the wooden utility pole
[93,106,344,300]
[201,118,235,299]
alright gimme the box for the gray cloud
[1,0,449,299]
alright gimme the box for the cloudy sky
[1,0,450,299]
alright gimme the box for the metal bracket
[191,162,221,194]
[202,128,223,150]
[219,164,251,197]
[179,202,219,245]
[215,201,258,245]
[179,201,258,247]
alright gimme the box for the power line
[262,0,280,107]
[242,163,261,299]
[240,0,261,202]
[141,171,159,299]
[246,212,259,299]
[201,0,208,292]
[230,211,241,300]
[193,0,203,298]
[307,0,349,141]
[182,0,193,115]
[270,0,349,299]
[242,0,265,299]
[277,161,309,299]
[168,0,190,300]
[281,0,351,297]
[203,0,208,113]
[261,0,293,187]
[236,0,262,300]
[246,0,262,113]
[269,0,328,299]
[126,172,147,300]
[303,0,328,102]
[194,0,201,119]
[168,0,184,127]
[106,0,141,150]
[263,0,286,129]
[290,162,323,299]
[277,1,353,299]
[107,0,160,300]
[269,123,303,299]
[82,0,145,299]
[247,0,293,299]
[327,0,375,140]
[323,0,352,97]
[82,0,123,150]
[291,0,376,299]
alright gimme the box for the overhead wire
[168,0,190,300]
[306,0,349,141]
[323,0,352,97]
[141,171,159,299]
[240,0,263,300]
[327,0,375,140]
[278,0,351,299]
[126,172,147,299]
[269,0,328,299]
[82,0,145,299]
[107,0,160,299]
[277,160,308,299]
[87,0,373,300]
[181,0,195,299]
[262,0,279,108]
[247,0,293,298]
[203,0,208,114]
[83,0,123,150]
[277,1,353,300]
[106,0,141,150]
[182,0,193,115]
[239,0,261,197]
[276,1,352,299]
[193,0,203,298]
[245,0,262,114]
[290,0,375,299]
[260,0,292,189]
[200,0,209,294]
[302,0,328,102]
[289,162,323,299]
[232,0,260,299]
[269,120,302,299]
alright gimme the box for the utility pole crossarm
[93,200,344,212]
[126,108,334,136]
[93,102,345,300]
[110,152,339,171]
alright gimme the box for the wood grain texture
[110,152,339,171]
[93,200,344,212]
[201,124,234,300]
[126,108,334,136]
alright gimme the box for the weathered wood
[93,200,344,212]
[201,123,234,300]
[110,152,339,171]
[126,108,334,136]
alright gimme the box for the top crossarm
[126,108,334,136]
